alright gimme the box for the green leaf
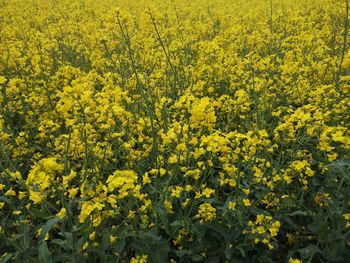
[174,249,188,257]
[76,235,88,251]
[51,238,67,246]
[1,253,14,263]
[284,216,297,228]
[17,225,31,249]
[191,253,203,261]
[298,245,323,260]
[38,242,52,263]
[38,217,62,244]
[170,220,181,227]
[149,240,169,262]
[225,244,232,259]
[206,222,227,238]
[206,257,220,263]
[236,211,243,225]
[157,207,170,234]
[0,196,13,209]
[288,210,309,216]
[236,246,246,258]
[325,160,349,168]
[114,237,126,254]
[325,160,350,176]
[130,237,147,254]
[31,208,51,220]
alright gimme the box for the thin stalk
[148,8,181,95]
[269,0,274,33]
[116,13,159,162]
[337,0,349,87]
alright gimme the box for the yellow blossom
[29,190,44,204]
[228,201,236,210]
[243,199,251,206]
[56,208,67,219]
[196,203,216,223]
[4,189,16,196]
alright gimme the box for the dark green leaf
[191,254,203,261]
[157,207,170,234]
[170,220,181,227]
[114,237,126,254]
[38,242,52,263]
[38,217,62,244]
[1,253,14,263]
[298,245,323,259]
[288,210,309,216]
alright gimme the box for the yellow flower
[142,172,151,185]
[79,202,95,223]
[164,200,173,214]
[256,214,265,223]
[185,185,193,192]
[168,155,178,164]
[5,189,16,196]
[182,198,190,208]
[89,231,96,240]
[0,76,6,84]
[106,170,137,198]
[68,188,79,198]
[159,168,166,177]
[93,215,102,227]
[62,170,77,187]
[110,235,117,244]
[127,210,136,219]
[18,191,27,200]
[343,214,350,220]
[82,242,89,250]
[242,189,250,195]
[9,171,22,181]
[29,190,44,204]
[202,188,215,198]
[130,255,148,263]
[269,221,281,237]
[190,97,216,130]
[56,208,67,219]
[258,129,268,137]
[196,203,216,223]
[171,186,183,198]
[257,226,266,234]
[243,199,251,206]
[228,201,236,210]
[342,53,350,68]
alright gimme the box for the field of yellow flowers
[0,0,350,262]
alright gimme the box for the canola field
[0,0,350,262]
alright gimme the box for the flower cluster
[196,203,217,223]
[244,214,281,250]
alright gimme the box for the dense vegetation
[0,0,349,262]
